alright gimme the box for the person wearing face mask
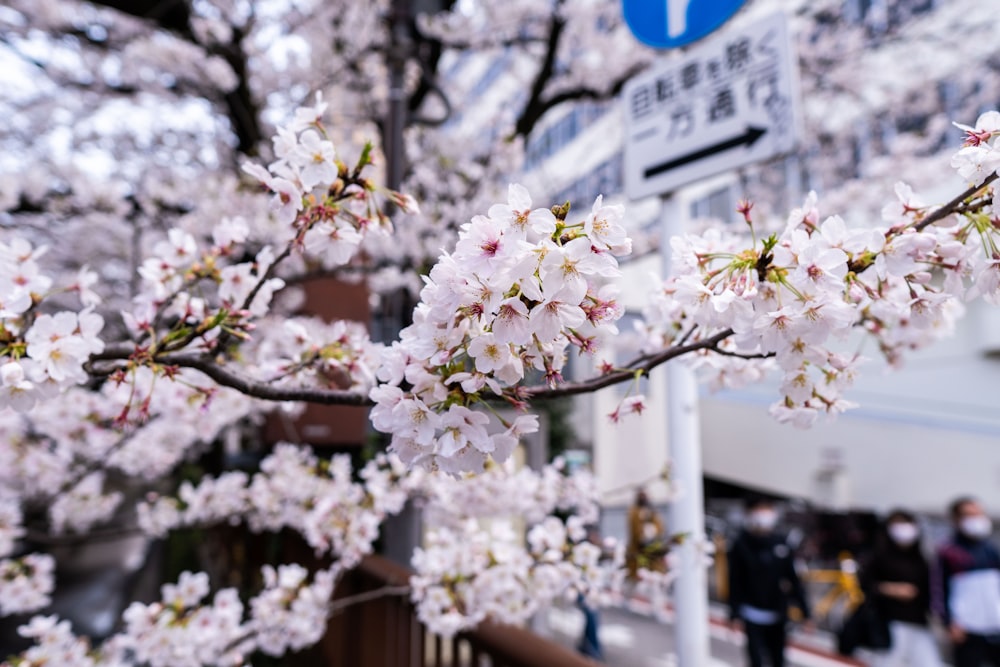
[933,497,1000,666]
[728,497,812,667]
[862,510,941,667]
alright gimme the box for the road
[536,600,867,667]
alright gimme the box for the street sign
[623,12,801,200]
[623,0,748,49]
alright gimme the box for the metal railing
[322,554,599,667]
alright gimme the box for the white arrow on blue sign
[623,0,748,49]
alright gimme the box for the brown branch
[153,352,372,406]
[509,0,647,140]
[528,61,647,120]
[522,329,734,400]
[90,331,741,408]
[914,172,999,231]
[88,343,368,404]
[708,346,774,360]
[512,6,566,140]
[209,25,264,157]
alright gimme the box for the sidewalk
[535,597,865,667]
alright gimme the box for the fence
[321,554,599,667]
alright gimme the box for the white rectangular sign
[623,12,801,200]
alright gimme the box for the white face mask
[888,522,920,547]
[961,515,993,539]
[747,510,779,532]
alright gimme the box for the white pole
[660,194,710,666]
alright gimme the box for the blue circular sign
[623,0,748,49]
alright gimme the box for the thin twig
[522,329,733,400]
[914,173,998,231]
[708,346,775,360]
[327,584,411,615]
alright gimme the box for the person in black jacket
[728,498,812,667]
[863,509,941,666]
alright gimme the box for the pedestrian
[577,524,606,662]
[863,509,941,667]
[626,488,665,580]
[728,497,812,667]
[576,593,603,662]
[933,497,1000,666]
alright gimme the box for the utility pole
[379,0,420,568]
[385,0,410,193]
[660,194,710,666]
[377,0,451,566]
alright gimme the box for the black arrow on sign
[643,126,768,179]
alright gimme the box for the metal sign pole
[660,194,710,666]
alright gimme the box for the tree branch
[509,0,646,140]
[209,25,264,157]
[914,172,998,231]
[152,352,372,406]
[90,331,742,408]
[512,7,565,140]
[707,346,774,360]
[526,62,647,123]
[85,0,195,40]
[522,329,734,400]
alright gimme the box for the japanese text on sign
[623,12,801,199]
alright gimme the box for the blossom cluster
[952,110,1000,188]
[0,238,104,415]
[641,112,1000,427]
[371,186,629,473]
[3,563,339,667]
[0,96,404,648]
[0,367,255,535]
[249,316,383,393]
[0,553,55,617]
[409,458,621,636]
[632,536,717,622]
[411,515,623,637]
[4,456,611,660]
[136,451,616,641]
[241,92,400,274]
[6,616,106,667]
[420,456,600,528]
[249,564,339,656]
[9,564,337,667]
[119,571,248,667]
[138,446,414,568]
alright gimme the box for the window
[523,102,611,170]
[550,152,624,210]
